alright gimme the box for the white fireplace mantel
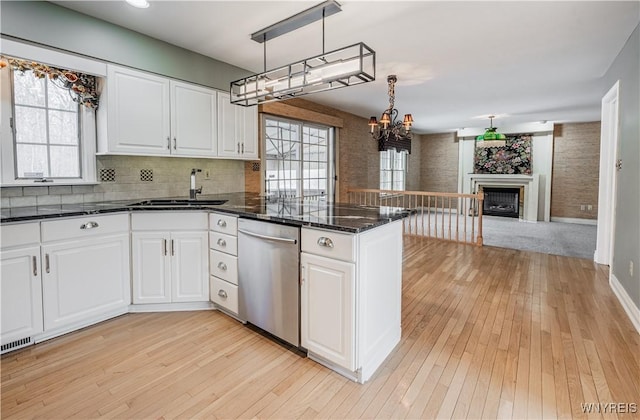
[466,174,540,222]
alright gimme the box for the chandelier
[475,115,506,140]
[368,75,413,145]
[230,1,375,106]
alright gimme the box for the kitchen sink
[130,199,228,206]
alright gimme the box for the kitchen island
[1,193,407,383]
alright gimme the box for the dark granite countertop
[0,192,410,233]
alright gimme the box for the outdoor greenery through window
[380,149,407,191]
[264,117,333,200]
[12,69,81,179]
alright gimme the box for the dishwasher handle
[238,228,298,245]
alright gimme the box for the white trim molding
[550,217,598,226]
[466,173,539,222]
[595,81,620,265]
[610,273,640,335]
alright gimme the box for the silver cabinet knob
[218,289,228,299]
[217,219,227,228]
[317,237,334,248]
[217,238,226,247]
[80,221,99,230]
[217,262,227,271]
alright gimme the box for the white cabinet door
[0,246,43,345]
[42,234,130,331]
[301,252,356,371]
[171,81,217,157]
[105,65,171,155]
[171,231,209,302]
[132,232,172,304]
[217,92,258,159]
[217,92,240,158]
[240,106,259,159]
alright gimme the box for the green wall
[603,23,640,310]
[0,1,250,89]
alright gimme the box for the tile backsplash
[1,155,246,208]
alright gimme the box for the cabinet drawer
[301,228,355,262]
[210,213,237,235]
[41,214,129,243]
[209,231,237,256]
[131,212,207,231]
[0,222,40,248]
[210,276,238,314]
[209,249,238,285]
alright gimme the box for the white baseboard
[129,301,215,313]
[610,273,640,335]
[550,217,598,225]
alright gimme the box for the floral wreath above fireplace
[474,135,532,175]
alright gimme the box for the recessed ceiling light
[125,0,149,9]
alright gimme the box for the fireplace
[482,187,520,218]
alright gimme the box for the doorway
[594,81,620,265]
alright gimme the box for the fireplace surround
[466,173,540,222]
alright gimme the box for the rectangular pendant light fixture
[230,1,376,106]
[231,42,375,106]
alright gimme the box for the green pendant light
[476,115,506,141]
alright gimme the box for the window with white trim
[263,116,334,200]
[0,49,100,186]
[380,149,407,191]
[12,69,82,178]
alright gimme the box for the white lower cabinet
[131,213,209,305]
[1,221,44,352]
[40,214,131,335]
[300,220,403,383]
[208,212,240,316]
[301,253,355,371]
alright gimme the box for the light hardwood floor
[2,238,639,419]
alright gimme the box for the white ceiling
[53,0,639,134]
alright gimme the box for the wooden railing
[347,189,484,246]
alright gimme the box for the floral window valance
[474,135,532,175]
[0,55,99,109]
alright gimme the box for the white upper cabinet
[100,65,171,156]
[98,65,217,158]
[217,92,258,160]
[171,81,217,157]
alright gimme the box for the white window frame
[0,40,106,186]
[380,149,408,192]
[262,115,335,201]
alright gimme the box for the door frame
[594,81,620,265]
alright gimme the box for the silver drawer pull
[218,289,228,299]
[217,262,227,271]
[217,238,226,247]
[217,219,227,228]
[80,221,99,230]
[33,256,38,276]
[317,237,334,248]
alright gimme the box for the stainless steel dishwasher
[237,218,300,347]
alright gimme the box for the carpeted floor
[482,216,597,259]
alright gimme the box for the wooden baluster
[441,195,445,239]
[427,196,431,238]
[463,197,468,243]
[421,195,424,236]
[477,192,484,246]
[471,196,475,245]
[456,196,460,242]
[448,196,452,241]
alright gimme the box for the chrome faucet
[190,168,202,199]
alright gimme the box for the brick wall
[551,122,601,219]
[419,132,459,193]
